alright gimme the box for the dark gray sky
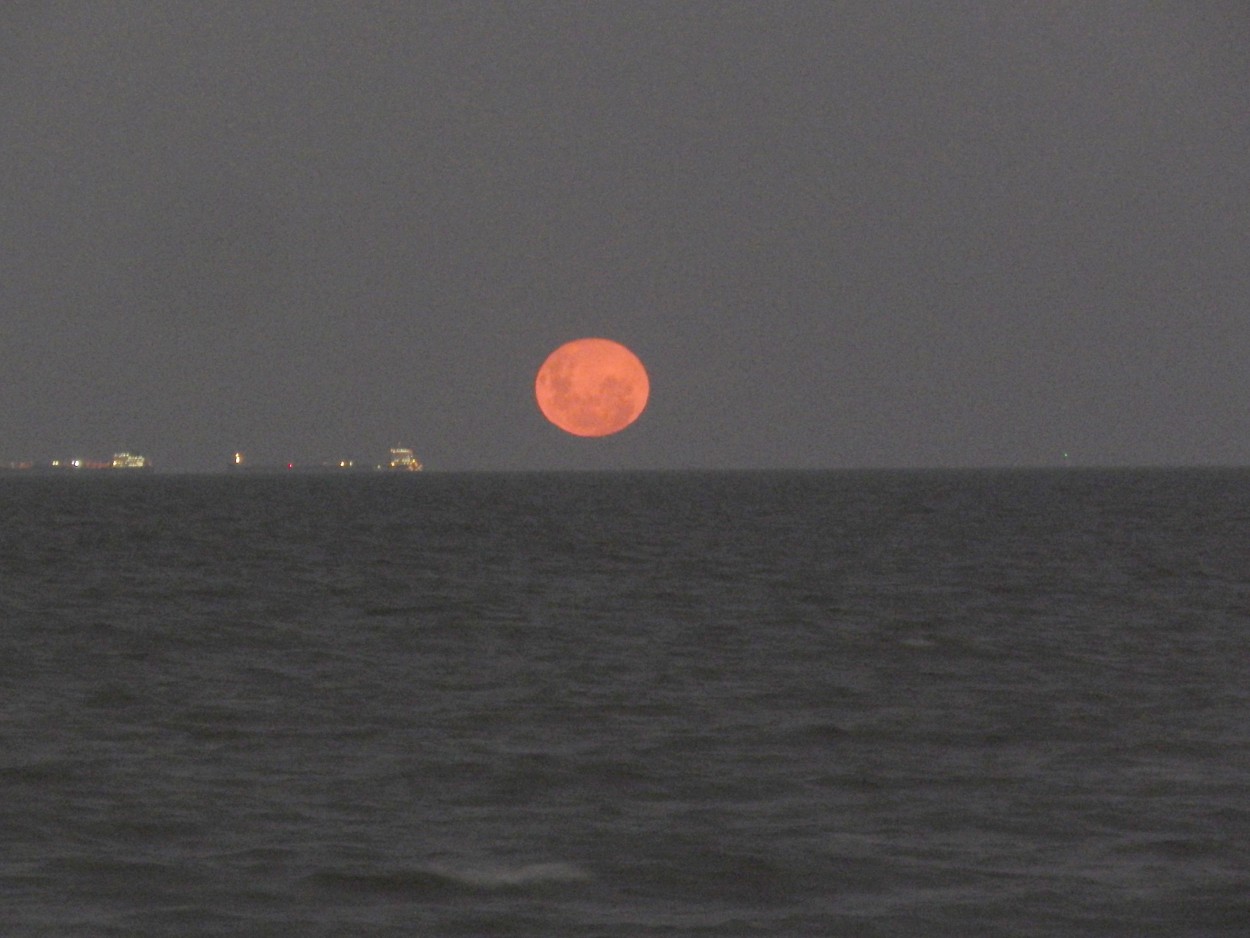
[3,1,1248,470]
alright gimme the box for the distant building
[388,447,423,471]
[111,453,150,469]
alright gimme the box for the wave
[442,861,591,888]
[307,860,591,896]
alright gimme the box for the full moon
[535,338,650,437]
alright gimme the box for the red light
[287,463,293,469]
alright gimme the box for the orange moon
[535,338,650,437]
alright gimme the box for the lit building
[111,453,149,469]
[388,447,423,471]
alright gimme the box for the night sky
[4,2,1248,471]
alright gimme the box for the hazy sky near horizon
[3,1,1248,470]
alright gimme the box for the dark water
[2,470,1248,936]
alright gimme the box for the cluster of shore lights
[36,453,150,469]
[228,448,423,471]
